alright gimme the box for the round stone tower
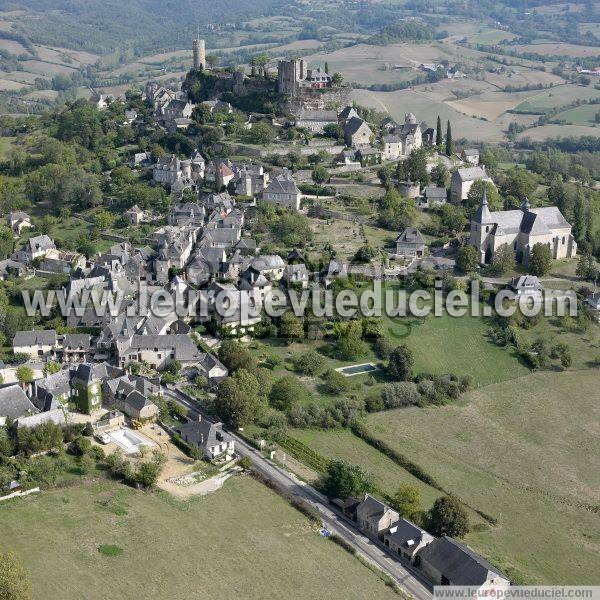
[193,38,206,70]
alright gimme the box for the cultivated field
[365,370,600,584]
[513,84,600,114]
[0,476,400,600]
[517,123,600,141]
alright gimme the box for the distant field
[352,88,507,142]
[0,477,399,600]
[0,78,28,91]
[517,123,600,141]
[366,370,600,584]
[513,42,600,58]
[553,103,600,125]
[513,84,600,114]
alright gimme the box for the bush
[381,382,422,408]
[321,369,352,395]
[374,336,393,359]
[365,393,385,413]
[293,350,325,376]
[269,376,312,411]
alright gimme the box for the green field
[365,370,600,584]
[382,300,530,386]
[0,476,400,600]
[553,103,600,125]
[513,84,600,114]
[291,427,441,506]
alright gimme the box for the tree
[0,551,30,600]
[215,369,263,428]
[333,321,367,360]
[354,244,378,262]
[435,115,443,146]
[135,451,166,488]
[529,243,552,276]
[246,122,277,146]
[16,365,34,387]
[445,120,453,157]
[387,345,414,381]
[321,369,352,395]
[293,350,325,376]
[456,245,479,274]
[323,123,343,141]
[279,311,304,341]
[42,361,61,376]
[428,496,469,537]
[576,253,598,281]
[269,376,311,411]
[324,61,329,74]
[430,162,449,188]
[324,460,374,499]
[393,484,422,519]
[311,165,330,186]
[331,72,344,87]
[205,54,219,68]
[466,180,502,214]
[218,340,256,372]
[93,210,116,230]
[490,244,516,275]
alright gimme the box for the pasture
[365,370,600,584]
[513,84,600,114]
[0,476,400,600]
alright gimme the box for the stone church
[470,191,577,266]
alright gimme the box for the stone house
[294,109,338,134]
[382,135,403,161]
[510,275,543,296]
[417,536,510,590]
[355,494,399,540]
[117,390,159,421]
[450,166,493,202]
[125,204,144,225]
[13,329,58,358]
[262,171,302,211]
[115,334,202,371]
[174,416,234,460]
[6,212,32,235]
[383,518,434,563]
[356,147,381,167]
[344,117,373,147]
[421,186,447,208]
[396,227,426,258]
[61,334,91,363]
[470,193,577,266]
[462,148,480,165]
[16,234,56,263]
[153,155,192,187]
[0,385,38,426]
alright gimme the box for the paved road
[163,387,433,600]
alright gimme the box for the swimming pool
[106,428,154,454]
[336,363,379,377]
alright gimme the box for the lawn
[0,476,400,600]
[290,427,442,508]
[381,286,530,386]
[365,370,600,584]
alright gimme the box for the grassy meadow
[0,476,400,600]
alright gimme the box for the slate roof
[16,408,66,429]
[263,172,299,195]
[418,536,509,586]
[344,116,370,136]
[174,419,230,451]
[396,227,425,245]
[0,385,38,420]
[456,166,489,182]
[13,329,57,347]
[26,234,55,253]
[63,334,91,351]
[251,255,285,271]
[297,109,337,122]
[423,186,447,199]
[339,106,359,121]
[385,518,433,552]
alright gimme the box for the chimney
[196,414,202,423]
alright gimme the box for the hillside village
[0,32,599,598]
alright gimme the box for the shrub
[321,369,352,395]
[381,382,422,408]
[98,545,123,557]
[293,350,325,376]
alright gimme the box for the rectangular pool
[106,428,154,455]
[336,363,379,377]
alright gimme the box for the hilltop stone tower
[193,37,206,70]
